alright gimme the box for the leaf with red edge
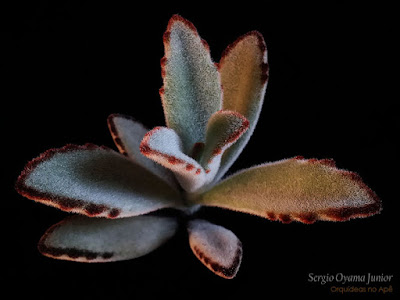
[140,127,206,193]
[188,219,242,279]
[197,157,381,223]
[107,113,178,188]
[39,215,178,262]
[160,14,222,154]
[215,31,269,182]
[199,110,249,186]
[16,144,182,218]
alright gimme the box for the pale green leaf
[188,219,242,279]
[107,113,178,188]
[199,110,249,187]
[197,157,381,223]
[39,215,178,262]
[214,31,268,182]
[140,126,206,193]
[161,15,222,154]
[16,144,182,218]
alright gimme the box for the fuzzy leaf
[38,215,178,262]
[160,14,222,154]
[199,110,249,187]
[187,219,242,279]
[197,157,381,223]
[214,31,269,182]
[16,144,182,218]
[140,127,206,193]
[107,113,178,188]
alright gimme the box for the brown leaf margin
[15,144,122,218]
[107,113,142,157]
[217,30,269,85]
[265,157,382,224]
[38,217,114,262]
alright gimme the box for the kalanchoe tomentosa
[16,15,381,279]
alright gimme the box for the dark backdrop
[3,1,397,299]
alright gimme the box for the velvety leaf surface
[140,127,206,193]
[160,14,222,154]
[199,110,249,187]
[187,219,242,279]
[198,157,381,223]
[107,113,178,188]
[16,144,182,218]
[39,215,178,262]
[214,31,269,182]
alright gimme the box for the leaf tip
[167,14,198,34]
[192,244,242,279]
[220,30,268,84]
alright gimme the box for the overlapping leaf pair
[16,15,381,279]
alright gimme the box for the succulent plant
[15,14,381,279]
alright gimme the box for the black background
[3,1,398,299]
